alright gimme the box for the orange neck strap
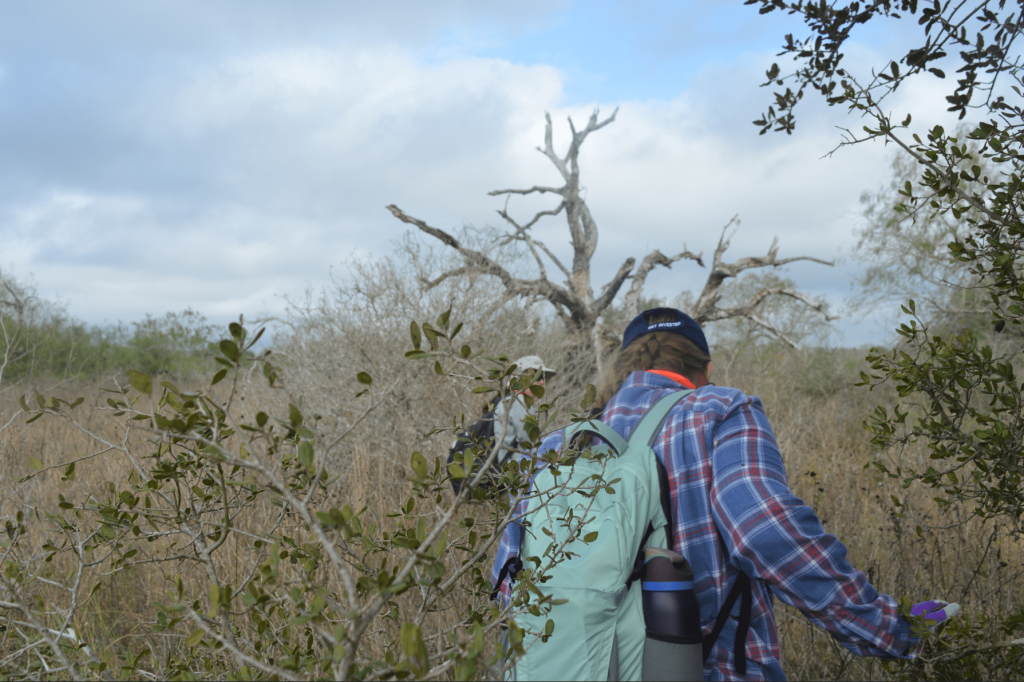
[647,369,696,389]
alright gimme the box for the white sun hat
[512,355,557,378]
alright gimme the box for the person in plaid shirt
[493,308,958,681]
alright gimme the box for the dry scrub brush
[265,239,587,514]
[3,243,1023,679]
[0,303,611,681]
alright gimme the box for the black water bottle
[641,547,703,681]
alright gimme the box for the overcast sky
[0,1,966,345]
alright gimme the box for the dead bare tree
[689,217,837,346]
[387,109,834,377]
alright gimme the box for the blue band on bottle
[641,581,694,592]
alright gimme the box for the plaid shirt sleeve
[709,399,919,659]
[490,430,565,606]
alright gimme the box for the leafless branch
[691,217,835,326]
[488,185,563,197]
[496,201,571,280]
[742,313,801,348]
[624,248,705,319]
[419,265,476,290]
[594,258,636,313]
[386,204,582,312]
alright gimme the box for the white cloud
[0,7,976,348]
[0,46,571,325]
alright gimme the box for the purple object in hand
[910,600,961,631]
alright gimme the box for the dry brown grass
[3,323,1022,679]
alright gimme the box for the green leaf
[126,370,152,396]
[410,321,422,350]
[583,531,599,543]
[422,325,439,350]
[580,384,596,410]
[411,451,428,479]
[289,403,303,427]
[400,622,429,676]
[316,511,338,526]
[431,529,448,558]
[298,442,314,473]
[185,629,204,647]
[219,339,240,362]
[357,371,373,385]
[508,620,524,647]
[210,368,228,386]
[208,583,220,613]
[544,619,555,636]
[29,457,43,471]
[246,326,264,350]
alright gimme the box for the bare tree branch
[740,312,802,348]
[703,286,836,348]
[691,217,835,325]
[624,248,705,319]
[594,258,637,313]
[488,185,564,197]
[418,265,476,290]
[496,201,571,280]
[763,287,838,321]
[386,204,582,312]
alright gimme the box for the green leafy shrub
[0,313,606,680]
[1,308,217,383]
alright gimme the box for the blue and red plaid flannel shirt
[492,370,919,681]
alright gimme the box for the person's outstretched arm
[709,399,919,659]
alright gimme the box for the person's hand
[911,600,961,633]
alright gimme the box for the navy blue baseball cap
[621,307,710,356]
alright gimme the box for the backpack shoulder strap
[625,390,692,588]
[562,418,628,455]
[627,389,693,450]
[702,571,753,674]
